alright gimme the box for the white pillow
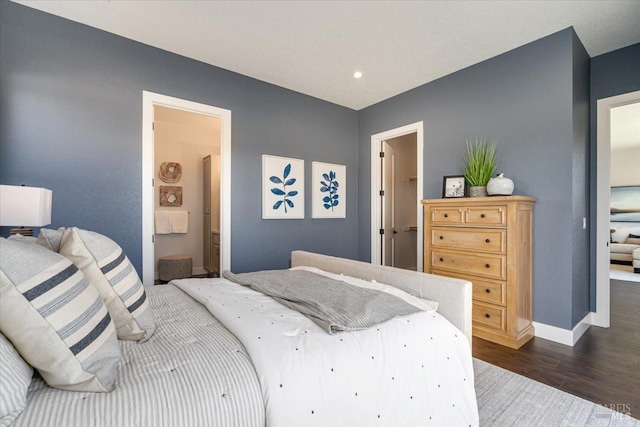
[610,228,626,244]
[59,228,155,341]
[0,333,33,427]
[0,238,121,392]
[36,228,65,252]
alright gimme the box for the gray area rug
[474,359,639,426]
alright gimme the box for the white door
[382,141,396,267]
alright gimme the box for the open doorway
[141,91,231,286]
[381,134,418,269]
[594,90,640,327]
[152,106,221,280]
[371,122,424,271]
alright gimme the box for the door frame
[141,91,232,286]
[381,141,396,267]
[592,90,640,327]
[370,122,424,270]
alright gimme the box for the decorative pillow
[59,228,155,342]
[0,333,33,427]
[36,227,65,252]
[610,228,629,244]
[0,238,120,393]
[627,233,640,245]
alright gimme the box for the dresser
[422,196,535,349]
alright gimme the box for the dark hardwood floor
[473,278,640,420]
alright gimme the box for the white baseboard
[533,312,593,346]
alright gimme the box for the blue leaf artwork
[270,163,298,213]
[320,170,339,211]
[311,162,345,219]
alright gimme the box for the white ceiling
[15,0,640,110]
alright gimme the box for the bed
[3,248,477,427]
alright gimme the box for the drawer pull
[439,235,444,240]
[439,257,444,262]
[485,263,491,268]
[485,289,491,293]
[485,238,490,243]
[480,213,486,218]
[444,213,449,218]
[485,313,491,318]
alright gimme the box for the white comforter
[174,270,478,427]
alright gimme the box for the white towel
[154,211,172,234]
[171,211,189,233]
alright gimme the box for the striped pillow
[0,333,33,426]
[0,238,120,393]
[59,228,155,342]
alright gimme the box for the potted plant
[462,138,497,197]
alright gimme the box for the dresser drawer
[431,227,506,253]
[465,206,507,226]
[430,250,506,280]
[432,269,506,306]
[473,302,506,331]
[429,207,464,225]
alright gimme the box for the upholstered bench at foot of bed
[633,248,640,273]
[290,250,472,344]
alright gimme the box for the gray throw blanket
[222,269,423,334]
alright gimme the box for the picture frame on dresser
[442,175,468,198]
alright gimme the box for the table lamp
[0,185,52,236]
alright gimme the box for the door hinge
[152,178,155,187]
[379,151,385,158]
[379,228,385,235]
[152,235,155,243]
[379,190,384,196]
[152,122,155,131]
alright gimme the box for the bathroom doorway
[141,91,231,286]
[152,106,221,280]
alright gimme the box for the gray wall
[570,32,591,326]
[357,28,590,329]
[0,2,358,273]
[589,43,640,310]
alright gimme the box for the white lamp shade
[0,185,52,227]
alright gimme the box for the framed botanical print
[312,162,346,218]
[262,155,304,219]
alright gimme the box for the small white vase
[487,173,514,196]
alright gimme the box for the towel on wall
[170,211,189,233]
[154,211,172,234]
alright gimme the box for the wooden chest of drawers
[422,196,536,349]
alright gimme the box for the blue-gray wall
[1,2,610,331]
[0,2,358,273]
[357,28,590,330]
[589,43,640,310]
[571,32,591,326]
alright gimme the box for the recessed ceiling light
[353,71,363,79]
